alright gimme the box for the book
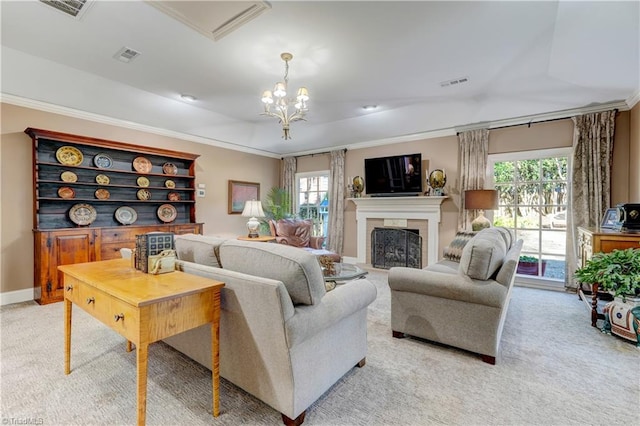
[135,232,174,273]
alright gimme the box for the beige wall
[630,103,640,200]
[2,102,637,297]
[0,103,279,295]
[340,114,634,260]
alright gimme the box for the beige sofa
[158,234,377,425]
[388,227,523,364]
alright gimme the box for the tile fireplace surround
[348,196,447,267]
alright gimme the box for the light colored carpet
[1,270,638,425]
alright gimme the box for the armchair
[269,219,341,262]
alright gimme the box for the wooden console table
[60,259,224,426]
[577,226,640,326]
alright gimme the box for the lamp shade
[241,200,265,218]
[464,190,498,210]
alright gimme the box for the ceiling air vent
[440,76,469,88]
[39,0,92,19]
[114,47,141,63]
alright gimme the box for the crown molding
[626,90,640,109]
[0,93,282,159]
[455,100,630,133]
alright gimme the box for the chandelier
[260,52,309,140]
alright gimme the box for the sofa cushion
[493,226,514,250]
[174,234,225,268]
[219,239,326,305]
[442,231,477,262]
[458,228,508,281]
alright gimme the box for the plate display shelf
[27,128,203,304]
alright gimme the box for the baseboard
[0,288,34,306]
[515,276,565,292]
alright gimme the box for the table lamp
[465,189,499,231]
[241,200,265,238]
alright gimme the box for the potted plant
[259,187,294,234]
[517,255,547,276]
[574,248,640,302]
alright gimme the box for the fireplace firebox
[371,228,422,269]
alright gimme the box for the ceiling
[1,1,638,157]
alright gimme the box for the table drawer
[101,226,166,243]
[63,276,83,305]
[78,285,139,342]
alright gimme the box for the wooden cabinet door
[36,229,98,304]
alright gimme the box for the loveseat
[388,227,523,364]
[159,234,377,425]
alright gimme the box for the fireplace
[349,196,447,266]
[371,228,422,269]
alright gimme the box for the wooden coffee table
[59,258,224,426]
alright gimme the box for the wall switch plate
[197,189,206,198]
[198,183,205,189]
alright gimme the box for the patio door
[488,148,571,289]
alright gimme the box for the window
[295,171,329,238]
[489,148,571,288]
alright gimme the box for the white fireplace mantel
[349,196,447,266]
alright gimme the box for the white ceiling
[1,1,638,157]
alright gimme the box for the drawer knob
[66,285,73,291]
[86,297,95,305]
[114,313,125,322]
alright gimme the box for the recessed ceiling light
[180,94,197,102]
[362,105,378,111]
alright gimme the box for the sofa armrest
[284,279,377,348]
[388,267,507,308]
[275,236,293,245]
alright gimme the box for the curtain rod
[456,108,619,135]
[283,148,347,160]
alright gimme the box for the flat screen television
[364,153,422,196]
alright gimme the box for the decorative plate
[157,204,177,223]
[95,188,110,200]
[162,162,178,175]
[58,187,75,199]
[60,171,78,183]
[93,153,113,169]
[167,192,181,201]
[136,176,150,187]
[95,174,110,185]
[132,156,152,174]
[164,180,176,188]
[56,146,83,166]
[137,189,151,200]
[115,206,137,225]
[69,203,97,226]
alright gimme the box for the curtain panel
[327,150,345,254]
[565,109,616,289]
[457,129,490,230]
[282,156,297,217]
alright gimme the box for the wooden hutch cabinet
[28,128,203,304]
[576,226,640,326]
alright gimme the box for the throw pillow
[174,234,224,268]
[442,231,477,262]
[458,228,508,280]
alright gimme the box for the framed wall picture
[600,208,618,229]
[228,180,260,214]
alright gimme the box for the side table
[60,258,224,426]
[237,235,276,242]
